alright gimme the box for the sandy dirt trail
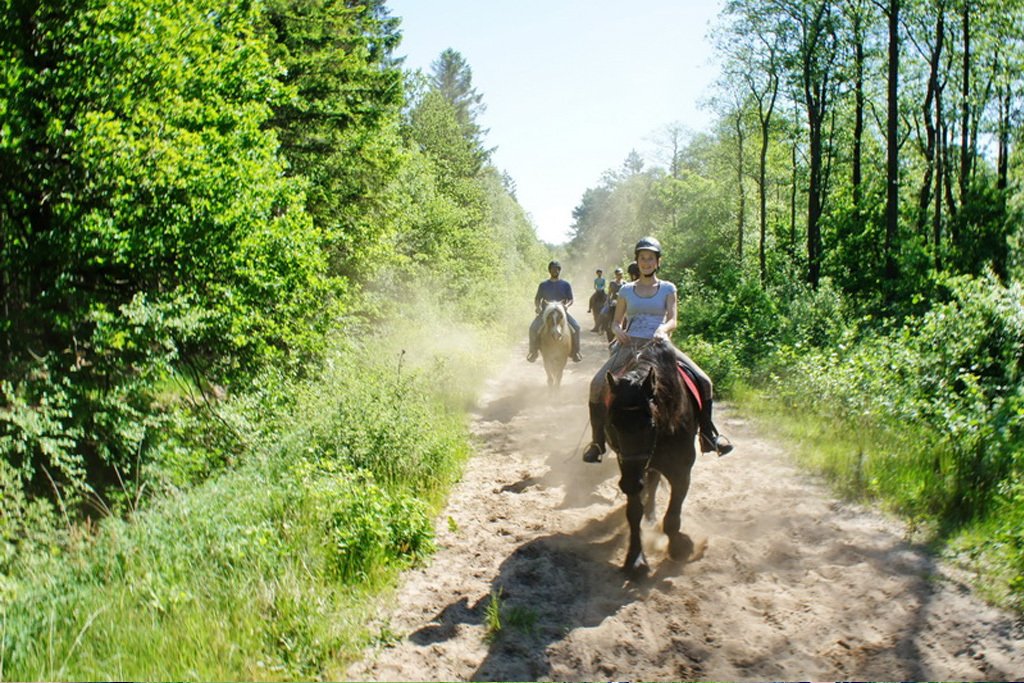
[347,328,1024,681]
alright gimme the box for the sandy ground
[347,328,1024,682]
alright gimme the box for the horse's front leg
[618,461,649,575]
[624,492,649,576]
[642,469,660,524]
[662,454,695,561]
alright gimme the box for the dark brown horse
[594,292,618,341]
[588,289,608,331]
[603,338,698,576]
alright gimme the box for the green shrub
[675,334,747,397]
[308,465,434,584]
[754,272,1024,572]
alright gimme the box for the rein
[612,338,657,377]
[607,339,660,466]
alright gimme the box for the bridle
[607,342,660,466]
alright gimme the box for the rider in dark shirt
[527,260,582,363]
[607,266,625,300]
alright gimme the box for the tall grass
[728,274,1024,611]
[0,321,500,680]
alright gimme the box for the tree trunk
[759,123,770,287]
[997,85,1009,192]
[851,8,864,220]
[884,0,900,284]
[916,5,944,251]
[807,113,822,289]
[757,77,778,289]
[959,3,972,201]
[790,133,798,259]
[735,110,746,260]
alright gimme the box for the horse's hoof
[668,532,694,561]
[623,556,650,578]
[622,557,647,573]
[582,443,604,463]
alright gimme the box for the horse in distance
[538,300,573,388]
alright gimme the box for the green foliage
[299,344,470,500]
[677,256,1024,610]
[673,335,747,397]
[308,464,434,585]
[396,77,543,325]
[0,325,483,679]
[429,48,488,151]
[762,273,1023,525]
[0,0,339,524]
[260,0,406,281]
[0,5,548,677]
[484,586,504,642]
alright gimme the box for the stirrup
[699,433,716,453]
[700,433,732,455]
[582,443,605,463]
[526,350,538,362]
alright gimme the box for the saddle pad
[677,363,703,412]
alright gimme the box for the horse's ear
[642,367,656,394]
[606,371,618,392]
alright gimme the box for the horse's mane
[541,301,565,326]
[621,338,688,434]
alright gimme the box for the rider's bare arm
[611,296,629,343]
[653,290,678,339]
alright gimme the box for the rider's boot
[698,399,733,456]
[582,401,607,463]
[571,331,582,362]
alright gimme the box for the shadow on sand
[406,507,704,681]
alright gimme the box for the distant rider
[596,267,626,335]
[527,260,583,363]
[587,269,606,312]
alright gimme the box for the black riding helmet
[634,236,662,257]
[627,261,640,278]
[548,260,561,270]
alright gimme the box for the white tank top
[619,280,677,339]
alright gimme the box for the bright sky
[388,0,725,244]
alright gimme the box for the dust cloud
[346,303,1024,682]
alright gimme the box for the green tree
[0,0,329,512]
[430,47,488,152]
[260,0,406,280]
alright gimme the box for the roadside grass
[482,587,538,643]
[0,314,515,680]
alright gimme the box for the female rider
[581,236,733,463]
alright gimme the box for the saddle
[603,348,703,412]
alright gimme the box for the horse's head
[540,300,567,340]
[605,365,659,463]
